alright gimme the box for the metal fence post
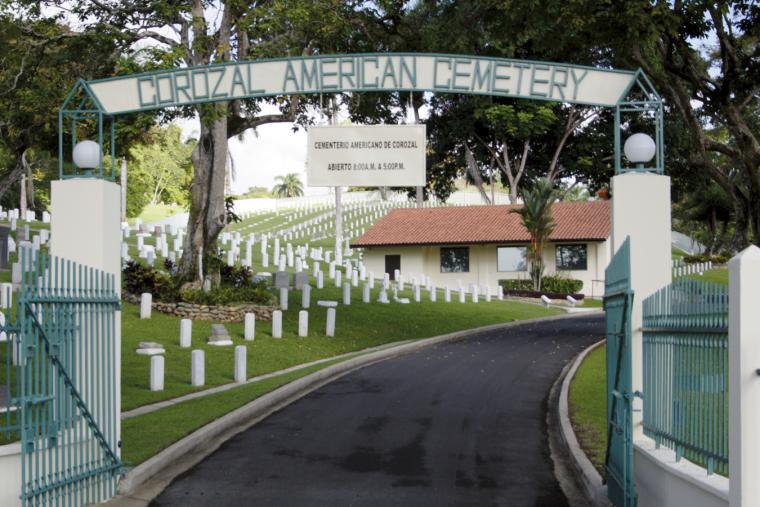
[729,245,760,507]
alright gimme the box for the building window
[440,247,469,273]
[497,246,528,272]
[556,244,588,270]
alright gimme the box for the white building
[353,201,611,297]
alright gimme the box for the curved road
[152,315,603,507]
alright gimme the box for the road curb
[557,338,611,507]
[111,312,597,506]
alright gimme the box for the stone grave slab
[208,323,233,346]
[136,341,165,355]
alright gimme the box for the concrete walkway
[151,315,603,506]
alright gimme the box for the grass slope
[122,287,561,410]
[569,343,607,475]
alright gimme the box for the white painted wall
[0,443,21,507]
[634,437,728,507]
[360,240,608,295]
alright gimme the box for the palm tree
[271,173,304,198]
[511,178,558,291]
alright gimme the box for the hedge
[498,275,583,294]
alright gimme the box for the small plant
[122,260,179,301]
[220,264,253,288]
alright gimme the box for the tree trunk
[0,149,27,203]
[179,105,229,285]
[730,190,751,251]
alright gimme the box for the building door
[385,255,400,280]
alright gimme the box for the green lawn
[580,298,603,308]
[121,286,562,411]
[121,357,345,465]
[686,267,728,285]
[672,245,687,259]
[133,203,185,225]
[569,343,607,475]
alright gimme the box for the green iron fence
[642,277,729,476]
[0,248,122,506]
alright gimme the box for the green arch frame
[59,52,663,179]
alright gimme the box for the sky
[176,101,424,197]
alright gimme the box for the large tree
[21,0,363,284]
[538,0,760,248]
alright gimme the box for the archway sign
[59,52,663,178]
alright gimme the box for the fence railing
[642,277,729,476]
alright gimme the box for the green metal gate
[13,249,121,506]
[604,237,637,507]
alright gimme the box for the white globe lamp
[72,140,101,172]
[623,133,656,167]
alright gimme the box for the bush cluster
[498,275,583,294]
[123,260,179,301]
[180,285,273,306]
[683,253,730,265]
[123,259,273,306]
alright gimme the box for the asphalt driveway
[152,314,603,507]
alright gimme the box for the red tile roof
[352,201,610,247]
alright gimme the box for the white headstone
[335,269,342,288]
[298,310,309,337]
[430,286,437,302]
[234,345,247,383]
[180,319,192,348]
[0,283,12,309]
[445,286,451,303]
[326,308,336,337]
[497,286,504,301]
[362,283,370,303]
[317,271,324,289]
[140,293,152,319]
[272,310,283,338]
[459,290,466,303]
[280,287,289,311]
[541,295,551,307]
[191,349,205,386]
[343,282,351,305]
[244,313,256,340]
[150,355,165,391]
[302,284,311,309]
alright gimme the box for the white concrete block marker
[280,287,289,311]
[0,282,12,309]
[191,349,205,387]
[566,295,577,307]
[150,355,164,391]
[541,295,551,307]
[343,282,351,305]
[234,345,247,383]
[244,313,256,341]
[272,310,283,339]
[140,293,152,319]
[326,308,336,337]
[298,311,309,337]
[179,319,192,348]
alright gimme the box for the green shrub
[683,253,730,265]
[180,285,274,306]
[542,275,583,294]
[123,260,179,301]
[220,264,253,288]
[498,279,534,291]
[498,276,583,294]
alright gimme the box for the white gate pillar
[50,178,122,458]
[729,245,760,507]
[611,172,671,436]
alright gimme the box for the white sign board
[307,125,426,187]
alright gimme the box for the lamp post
[72,140,101,177]
[623,133,656,171]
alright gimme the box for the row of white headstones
[124,199,402,267]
